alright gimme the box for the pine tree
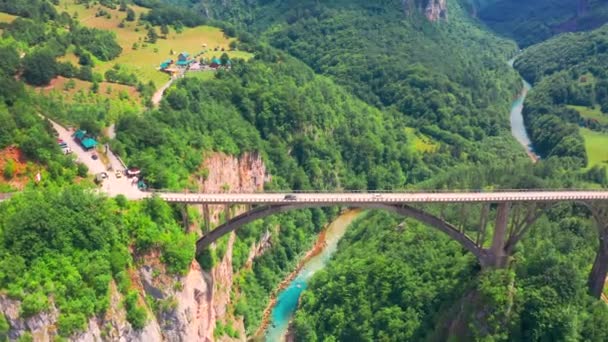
[147,28,158,43]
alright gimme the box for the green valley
[0,0,608,341]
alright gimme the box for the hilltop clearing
[54,0,253,88]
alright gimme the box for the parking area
[48,119,145,199]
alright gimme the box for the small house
[175,59,193,67]
[73,130,98,151]
[210,57,222,69]
[160,59,173,70]
[178,52,190,62]
[81,138,97,150]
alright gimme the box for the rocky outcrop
[403,0,448,21]
[0,280,164,342]
[132,152,268,341]
[425,0,448,21]
[0,295,59,341]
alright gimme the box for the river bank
[508,57,540,162]
[255,209,361,341]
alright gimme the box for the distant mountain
[472,0,608,46]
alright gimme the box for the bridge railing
[144,188,608,194]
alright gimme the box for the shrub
[124,291,147,329]
[20,292,49,317]
[77,163,88,177]
[3,160,15,180]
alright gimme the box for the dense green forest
[295,204,608,341]
[294,156,608,340]
[514,24,608,180]
[0,187,195,336]
[197,0,522,142]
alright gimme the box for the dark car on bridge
[284,194,297,201]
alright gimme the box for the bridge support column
[181,204,189,232]
[588,234,608,299]
[587,204,608,299]
[484,202,511,268]
[202,204,210,234]
[225,204,231,221]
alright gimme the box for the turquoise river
[263,210,361,341]
[262,58,536,341]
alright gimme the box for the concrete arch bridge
[154,190,608,298]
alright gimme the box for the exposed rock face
[425,0,448,21]
[0,295,59,341]
[403,0,448,21]
[0,281,164,342]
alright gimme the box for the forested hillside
[199,0,521,142]
[295,204,608,341]
[475,0,608,47]
[514,24,608,181]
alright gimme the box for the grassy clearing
[0,12,17,23]
[405,127,439,153]
[580,128,608,170]
[56,1,253,88]
[569,105,608,125]
[184,71,216,81]
[35,76,141,103]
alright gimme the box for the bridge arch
[195,202,487,264]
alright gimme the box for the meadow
[580,127,608,169]
[0,12,16,23]
[36,76,141,103]
[569,105,608,125]
[405,127,439,153]
[56,0,253,87]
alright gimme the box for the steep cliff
[425,0,448,21]
[403,0,448,21]
[0,152,268,341]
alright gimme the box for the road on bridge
[156,190,608,204]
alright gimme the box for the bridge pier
[224,204,231,221]
[586,203,608,298]
[588,235,608,298]
[202,204,210,234]
[481,202,511,268]
[180,204,189,232]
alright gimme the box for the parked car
[284,194,297,201]
[94,172,108,184]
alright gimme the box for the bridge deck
[157,191,608,204]
[2,190,608,204]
